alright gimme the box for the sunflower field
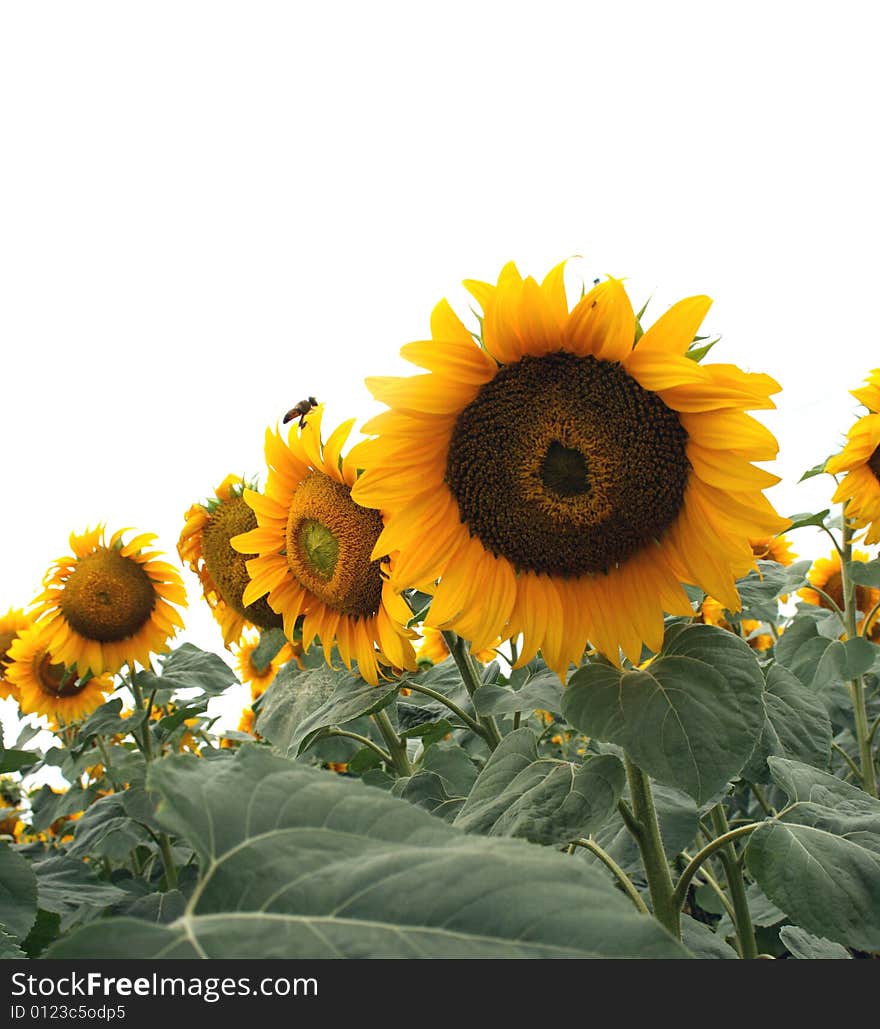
[2,261,880,962]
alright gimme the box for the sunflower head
[0,608,33,702]
[179,475,283,649]
[231,405,418,685]
[232,628,300,699]
[749,534,797,566]
[351,259,788,671]
[34,526,187,677]
[799,548,880,638]
[826,372,880,545]
[5,624,114,727]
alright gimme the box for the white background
[1,1,877,744]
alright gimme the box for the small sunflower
[749,534,797,565]
[416,625,499,666]
[351,260,789,671]
[699,597,774,652]
[5,625,114,727]
[0,608,33,702]
[826,370,880,543]
[798,548,880,637]
[231,406,418,686]
[232,628,300,699]
[34,526,187,676]
[178,475,283,648]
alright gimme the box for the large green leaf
[32,857,130,931]
[745,757,880,951]
[741,665,832,782]
[454,729,624,845]
[473,664,563,717]
[257,663,398,757]
[0,843,38,943]
[563,624,765,803]
[134,643,238,697]
[47,748,687,959]
[779,925,851,959]
[67,793,156,861]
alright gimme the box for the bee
[282,396,319,429]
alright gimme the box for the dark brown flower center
[60,548,156,642]
[445,352,691,576]
[34,653,87,697]
[202,496,283,630]
[868,445,880,483]
[285,471,384,618]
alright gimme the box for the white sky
[1,1,877,745]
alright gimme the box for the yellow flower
[178,475,283,648]
[0,608,33,702]
[416,625,498,666]
[750,535,797,565]
[231,406,418,685]
[5,625,113,727]
[826,371,880,544]
[34,526,187,676]
[798,548,880,637]
[699,598,774,652]
[351,261,788,671]
[232,628,300,700]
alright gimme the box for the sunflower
[350,260,788,671]
[0,608,33,702]
[416,625,499,666]
[179,475,283,648]
[5,624,114,727]
[33,526,187,676]
[699,597,774,652]
[826,370,880,543]
[798,548,880,637]
[231,406,418,685]
[232,628,300,699]
[749,534,797,565]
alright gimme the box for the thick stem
[324,728,392,765]
[401,681,487,739]
[709,805,758,959]
[158,833,179,891]
[840,512,879,796]
[623,754,680,939]
[372,708,412,777]
[441,631,503,749]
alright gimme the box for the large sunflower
[0,608,33,702]
[179,475,283,648]
[798,548,880,637]
[34,526,187,676]
[231,406,418,685]
[350,261,788,671]
[826,370,880,543]
[5,625,114,727]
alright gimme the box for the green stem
[441,631,502,749]
[372,708,412,777]
[157,832,179,891]
[570,838,650,915]
[128,667,154,763]
[401,682,487,739]
[709,805,758,959]
[831,741,864,782]
[672,823,762,910]
[750,783,774,817]
[623,754,680,939]
[840,511,878,797]
[679,849,738,924]
[324,728,392,766]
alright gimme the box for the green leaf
[122,890,188,926]
[20,908,61,958]
[715,882,786,938]
[33,857,130,931]
[135,643,238,697]
[250,628,288,672]
[259,663,399,757]
[454,729,625,845]
[685,335,720,363]
[779,925,851,959]
[47,748,688,959]
[680,916,737,959]
[0,748,39,773]
[848,559,880,589]
[391,771,467,822]
[734,559,812,607]
[0,926,25,959]
[0,843,38,943]
[745,757,880,951]
[399,719,455,746]
[67,794,156,861]
[798,460,834,483]
[28,784,98,833]
[786,510,831,532]
[741,665,832,782]
[473,672,563,717]
[563,624,765,803]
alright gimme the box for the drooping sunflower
[34,526,187,676]
[178,475,284,648]
[798,548,880,638]
[0,608,33,702]
[826,370,880,543]
[231,406,418,685]
[232,628,300,699]
[5,625,114,726]
[749,534,797,565]
[350,260,789,671]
